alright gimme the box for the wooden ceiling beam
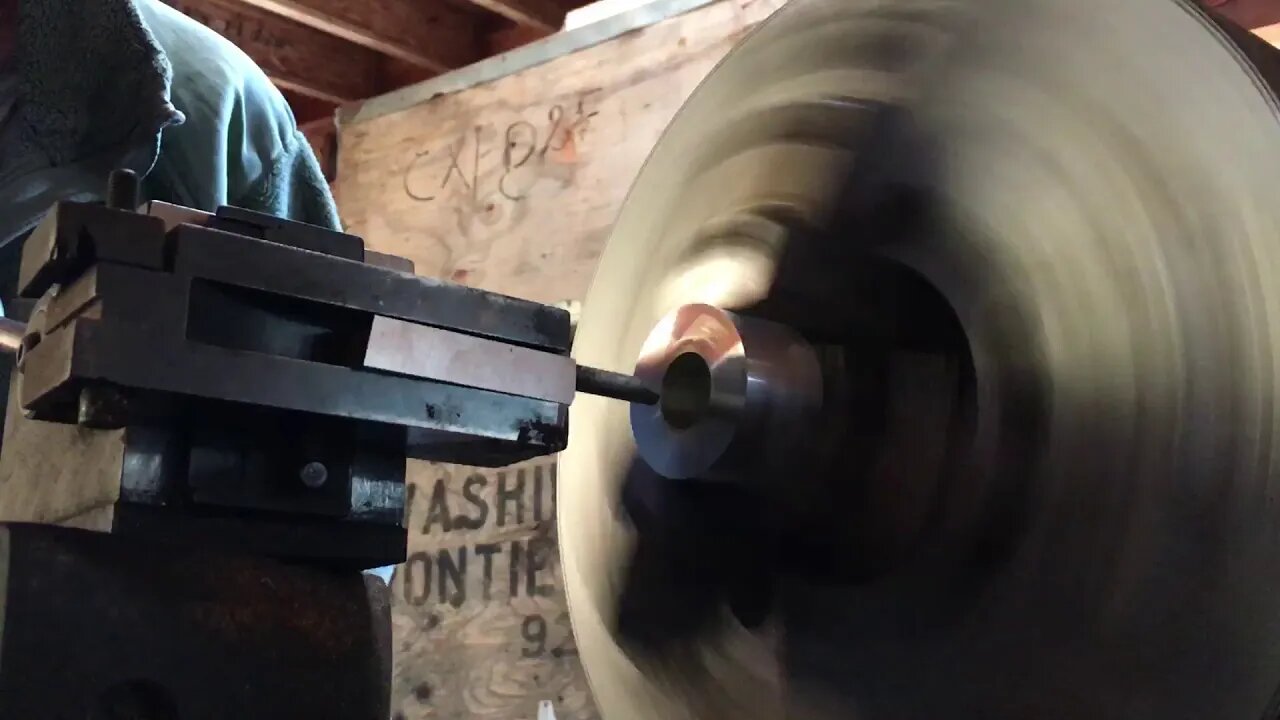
[173,0,379,104]
[376,56,439,95]
[233,0,480,72]
[279,89,338,124]
[485,18,554,54]
[463,0,565,34]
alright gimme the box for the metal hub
[630,304,822,481]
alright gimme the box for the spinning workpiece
[561,0,1280,718]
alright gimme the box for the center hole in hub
[661,352,712,430]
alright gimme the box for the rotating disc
[561,1,1280,718]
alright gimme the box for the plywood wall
[334,1,785,718]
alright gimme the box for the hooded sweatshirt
[0,0,339,303]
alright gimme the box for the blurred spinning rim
[561,0,1280,718]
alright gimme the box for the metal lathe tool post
[0,171,644,719]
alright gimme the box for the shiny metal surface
[0,317,24,355]
[364,315,576,404]
[142,200,213,231]
[560,0,1280,718]
[630,304,821,480]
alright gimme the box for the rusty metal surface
[0,197,576,570]
[0,523,391,719]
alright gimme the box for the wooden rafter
[233,0,480,71]
[486,19,554,54]
[464,0,566,34]
[278,90,338,124]
[375,56,440,96]
[173,0,379,103]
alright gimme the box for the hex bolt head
[299,461,329,489]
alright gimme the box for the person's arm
[136,0,340,230]
[232,124,340,230]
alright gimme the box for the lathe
[3,0,1280,717]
